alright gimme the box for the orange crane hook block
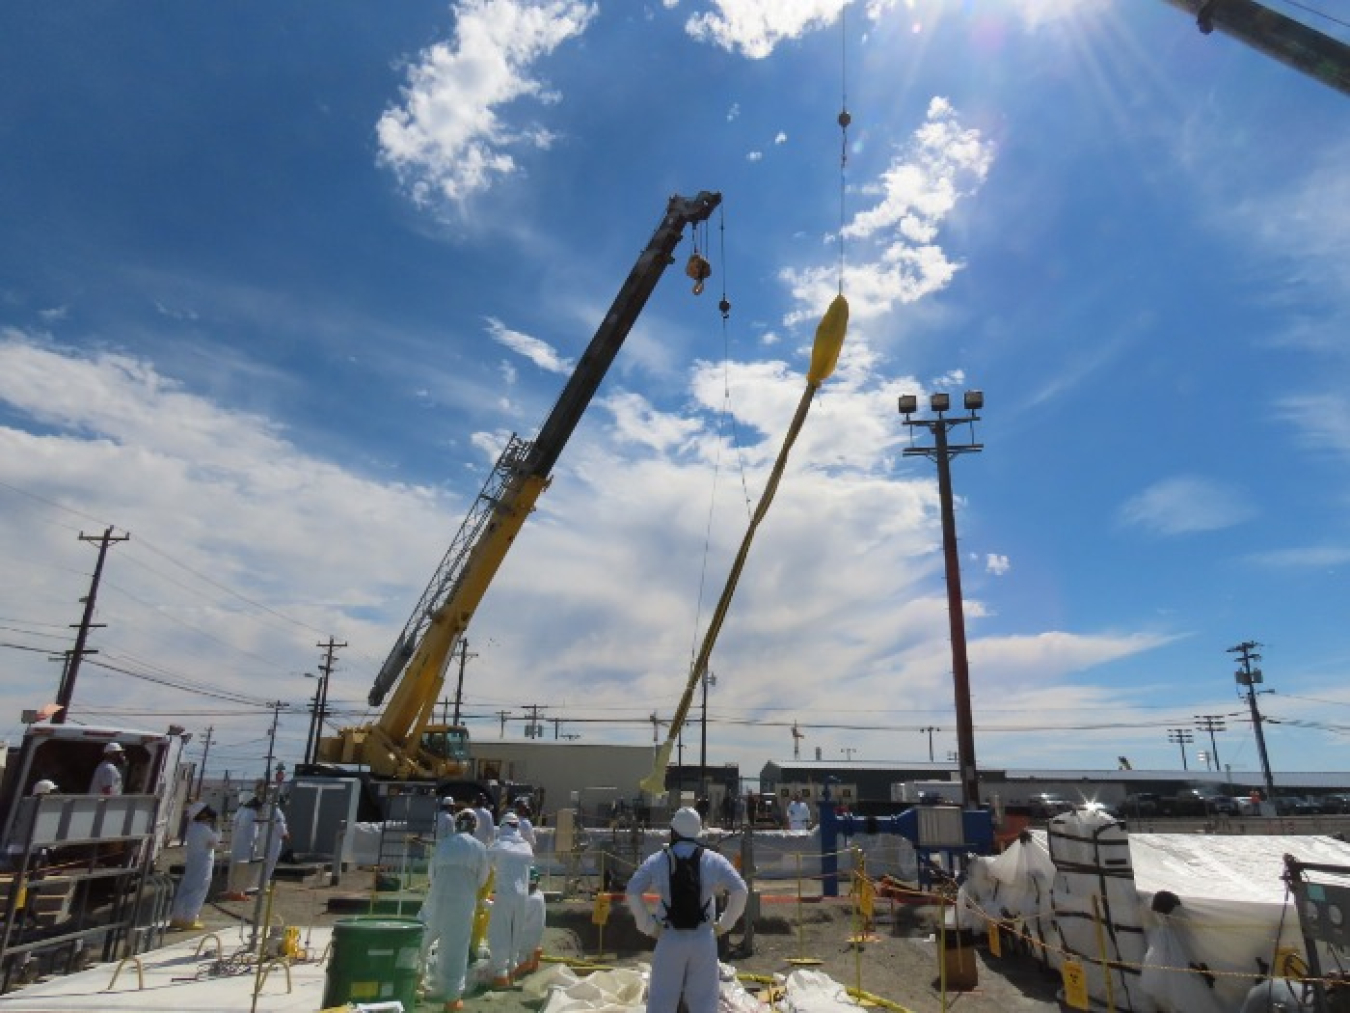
[685,252,711,295]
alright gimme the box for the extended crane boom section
[1163,0,1350,96]
[318,190,722,782]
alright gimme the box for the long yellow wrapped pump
[641,294,849,796]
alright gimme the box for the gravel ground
[175,861,1069,1013]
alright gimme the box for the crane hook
[685,252,711,296]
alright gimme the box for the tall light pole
[1195,714,1226,771]
[1167,728,1194,770]
[1230,640,1277,802]
[900,390,984,808]
[920,726,938,763]
[700,670,716,799]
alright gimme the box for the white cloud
[485,317,572,374]
[986,553,1010,576]
[781,97,992,325]
[727,102,741,121]
[39,306,68,323]
[774,131,787,145]
[376,0,597,207]
[1245,546,1350,569]
[1118,476,1258,536]
[684,0,847,60]
[746,150,763,162]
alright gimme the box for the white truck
[0,721,195,862]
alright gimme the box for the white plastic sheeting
[976,817,1350,1013]
[518,962,870,1013]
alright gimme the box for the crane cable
[838,0,851,295]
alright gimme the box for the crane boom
[318,190,721,781]
[1162,0,1350,96]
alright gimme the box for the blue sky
[2,0,1349,787]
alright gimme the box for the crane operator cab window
[420,727,470,763]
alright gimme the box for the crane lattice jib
[366,190,722,711]
[369,435,532,706]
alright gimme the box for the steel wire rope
[1283,0,1350,32]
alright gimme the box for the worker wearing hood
[625,807,748,1013]
[419,808,489,1011]
[223,781,264,900]
[485,811,534,986]
[169,802,220,930]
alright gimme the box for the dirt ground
[178,862,1069,1013]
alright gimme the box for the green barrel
[322,916,424,1011]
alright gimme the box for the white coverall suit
[516,888,545,971]
[625,841,748,1013]
[227,800,258,894]
[486,822,534,981]
[256,801,288,886]
[419,830,489,1002]
[169,804,220,925]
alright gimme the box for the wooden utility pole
[52,526,129,723]
[194,725,214,797]
[451,638,476,725]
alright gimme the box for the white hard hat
[33,780,57,795]
[671,806,703,840]
[103,742,124,754]
[501,811,520,826]
[439,795,456,808]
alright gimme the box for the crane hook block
[686,252,712,295]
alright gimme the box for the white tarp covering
[522,962,770,1013]
[998,819,1350,1013]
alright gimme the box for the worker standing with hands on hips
[626,807,748,1013]
[169,802,220,929]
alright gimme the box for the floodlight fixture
[898,393,918,415]
[964,390,984,411]
[930,392,951,412]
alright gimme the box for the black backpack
[662,845,708,929]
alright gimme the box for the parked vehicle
[1122,792,1162,817]
[1024,792,1074,819]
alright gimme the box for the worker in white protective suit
[472,795,495,845]
[514,866,546,976]
[169,802,220,929]
[434,796,457,844]
[513,798,538,847]
[485,811,534,986]
[625,807,748,1013]
[223,783,264,900]
[419,809,489,1012]
[255,793,289,887]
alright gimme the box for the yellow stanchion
[1090,893,1117,1013]
[592,851,614,960]
[785,850,822,966]
[471,866,495,959]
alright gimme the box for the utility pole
[1195,714,1226,771]
[791,722,804,759]
[497,710,511,737]
[900,391,985,807]
[451,638,477,725]
[920,726,938,763]
[1230,640,1277,803]
[1167,728,1194,770]
[52,526,129,723]
[521,703,548,739]
[262,701,287,783]
[194,726,214,798]
[306,637,344,766]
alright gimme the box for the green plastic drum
[322,916,424,1011]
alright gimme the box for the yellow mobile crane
[316,191,722,783]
